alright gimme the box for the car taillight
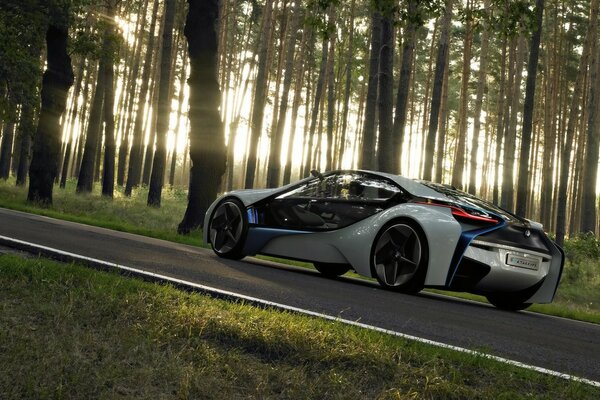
[417,201,499,224]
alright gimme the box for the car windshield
[418,181,520,221]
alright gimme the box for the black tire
[371,219,428,294]
[486,294,532,311]
[208,198,248,260]
[314,262,351,278]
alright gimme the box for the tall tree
[266,1,301,188]
[148,0,177,207]
[501,35,525,212]
[392,0,420,174]
[360,10,382,170]
[467,0,491,195]
[178,0,227,233]
[125,0,161,196]
[515,0,544,217]
[580,6,600,234]
[244,0,274,188]
[28,6,74,203]
[451,0,473,190]
[556,0,599,246]
[423,0,452,181]
[376,2,395,173]
[101,3,119,198]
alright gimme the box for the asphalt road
[0,207,599,382]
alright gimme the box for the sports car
[203,170,564,310]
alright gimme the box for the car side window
[277,173,401,201]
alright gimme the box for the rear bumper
[453,238,563,303]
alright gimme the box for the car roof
[340,169,451,201]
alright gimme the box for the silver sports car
[203,170,564,310]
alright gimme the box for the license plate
[506,253,540,270]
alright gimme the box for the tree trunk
[556,0,599,245]
[336,0,356,169]
[0,108,15,179]
[580,12,600,234]
[178,0,227,233]
[169,55,188,187]
[360,11,382,170]
[266,1,301,187]
[325,8,336,172]
[148,0,177,207]
[435,53,450,183]
[16,102,35,186]
[424,0,452,181]
[76,57,107,192]
[283,26,311,184]
[392,0,419,174]
[28,22,74,204]
[125,0,161,196]
[501,35,525,212]
[101,11,118,198]
[377,10,394,173]
[244,0,274,188]
[467,0,490,195]
[515,0,544,217]
[451,0,472,190]
[303,32,330,177]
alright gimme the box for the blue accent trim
[243,226,309,255]
[445,216,507,287]
[247,208,258,224]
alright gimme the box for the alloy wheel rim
[210,202,244,254]
[373,224,422,286]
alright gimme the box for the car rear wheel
[209,198,248,260]
[314,262,351,278]
[372,220,428,294]
[486,294,532,311]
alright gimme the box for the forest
[1,0,599,246]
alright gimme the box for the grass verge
[0,253,598,399]
[0,179,599,324]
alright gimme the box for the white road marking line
[1,234,599,388]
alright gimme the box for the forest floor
[0,179,598,325]
[1,253,598,399]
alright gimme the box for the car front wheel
[371,220,428,294]
[208,198,248,260]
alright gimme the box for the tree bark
[16,102,35,186]
[501,35,525,212]
[125,0,161,196]
[303,32,330,177]
[467,0,490,195]
[451,0,473,190]
[76,56,107,193]
[178,0,227,233]
[28,22,74,204]
[101,12,118,198]
[580,10,600,234]
[377,9,394,173]
[266,1,301,187]
[556,0,599,245]
[360,11,382,170]
[244,0,274,188]
[515,0,544,217]
[424,0,452,181]
[148,0,177,207]
[392,0,419,174]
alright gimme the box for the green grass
[1,253,598,399]
[0,179,599,324]
[0,178,203,247]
